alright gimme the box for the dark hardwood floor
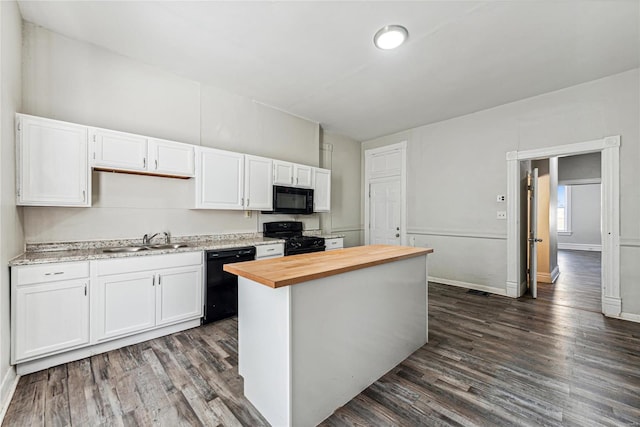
[5,250,640,426]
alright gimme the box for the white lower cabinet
[11,253,203,371]
[325,237,344,251]
[95,271,156,341]
[12,262,90,363]
[156,266,203,326]
[94,252,203,342]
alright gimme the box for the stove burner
[263,221,325,255]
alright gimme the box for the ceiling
[17,1,640,142]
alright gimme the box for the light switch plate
[497,211,507,219]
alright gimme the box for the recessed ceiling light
[373,25,409,50]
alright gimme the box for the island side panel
[237,277,292,427]
[290,254,428,427]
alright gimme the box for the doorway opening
[505,136,620,317]
[525,153,603,312]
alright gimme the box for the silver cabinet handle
[44,272,64,276]
[155,159,158,170]
[246,198,250,207]
[241,198,244,206]
[143,158,146,168]
[83,190,86,202]
[267,248,275,252]
[152,275,155,286]
[84,284,87,296]
[158,275,161,285]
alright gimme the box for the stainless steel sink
[102,246,150,253]
[102,243,188,253]
[147,243,189,250]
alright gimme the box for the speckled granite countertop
[9,233,286,266]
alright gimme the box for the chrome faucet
[142,231,171,245]
[142,233,159,245]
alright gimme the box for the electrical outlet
[497,211,507,219]
[496,195,506,202]
[244,210,252,218]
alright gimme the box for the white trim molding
[407,228,506,240]
[537,265,560,284]
[558,178,601,185]
[618,312,640,324]
[0,367,18,423]
[620,238,640,248]
[506,136,620,317]
[558,243,602,252]
[429,276,508,297]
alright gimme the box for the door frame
[505,136,620,317]
[364,141,407,245]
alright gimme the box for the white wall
[362,69,640,314]
[558,152,601,183]
[0,0,23,415]
[320,131,362,247]
[21,23,320,243]
[558,184,601,247]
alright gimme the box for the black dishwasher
[203,246,256,324]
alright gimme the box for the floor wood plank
[4,250,640,426]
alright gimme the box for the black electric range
[263,221,325,255]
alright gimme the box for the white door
[91,128,148,171]
[273,160,294,186]
[195,147,244,209]
[313,168,331,212]
[95,272,156,341]
[528,168,541,298]
[245,155,273,210]
[17,114,90,207]
[369,178,402,245]
[14,280,89,361]
[148,138,194,177]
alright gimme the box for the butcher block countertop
[224,244,433,288]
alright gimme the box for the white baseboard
[602,295,622,317]
[558,243,602,252]
[619,312,640,323]
[537,266,560,284]
[429,276,508,297]
[550,265,560,283]
[0,367,19,424]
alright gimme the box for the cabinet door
[14,280,89,362]
[95,271,156,341]
[17,114,90,207]
[90,128,148,172]
[156,266,203,326]
[273,160,294,186]
[245,155,273,210]
[148,138,195,177]
[313,168,331,212]
[195,147,244,209]
[294,164,314,188]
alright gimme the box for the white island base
[237,253,428,427]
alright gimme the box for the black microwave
[267,185,314,215]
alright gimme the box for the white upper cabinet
[195,147,245,209]
[273,160,294,186]
[313,168,331,212]
[90,128,148,172]
[16,114,91,207]
[273,160,313,188]
[148,138,195,177]
[244,155,273,210]
[294,164,314,188]
[90,129,194,177]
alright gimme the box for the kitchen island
[224,244,433,427]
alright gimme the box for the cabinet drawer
[95,252,202,276]
[14,262,89,286]
[325,238,343,251]
[256,243,284,259]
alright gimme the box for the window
[557,185,571,234]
